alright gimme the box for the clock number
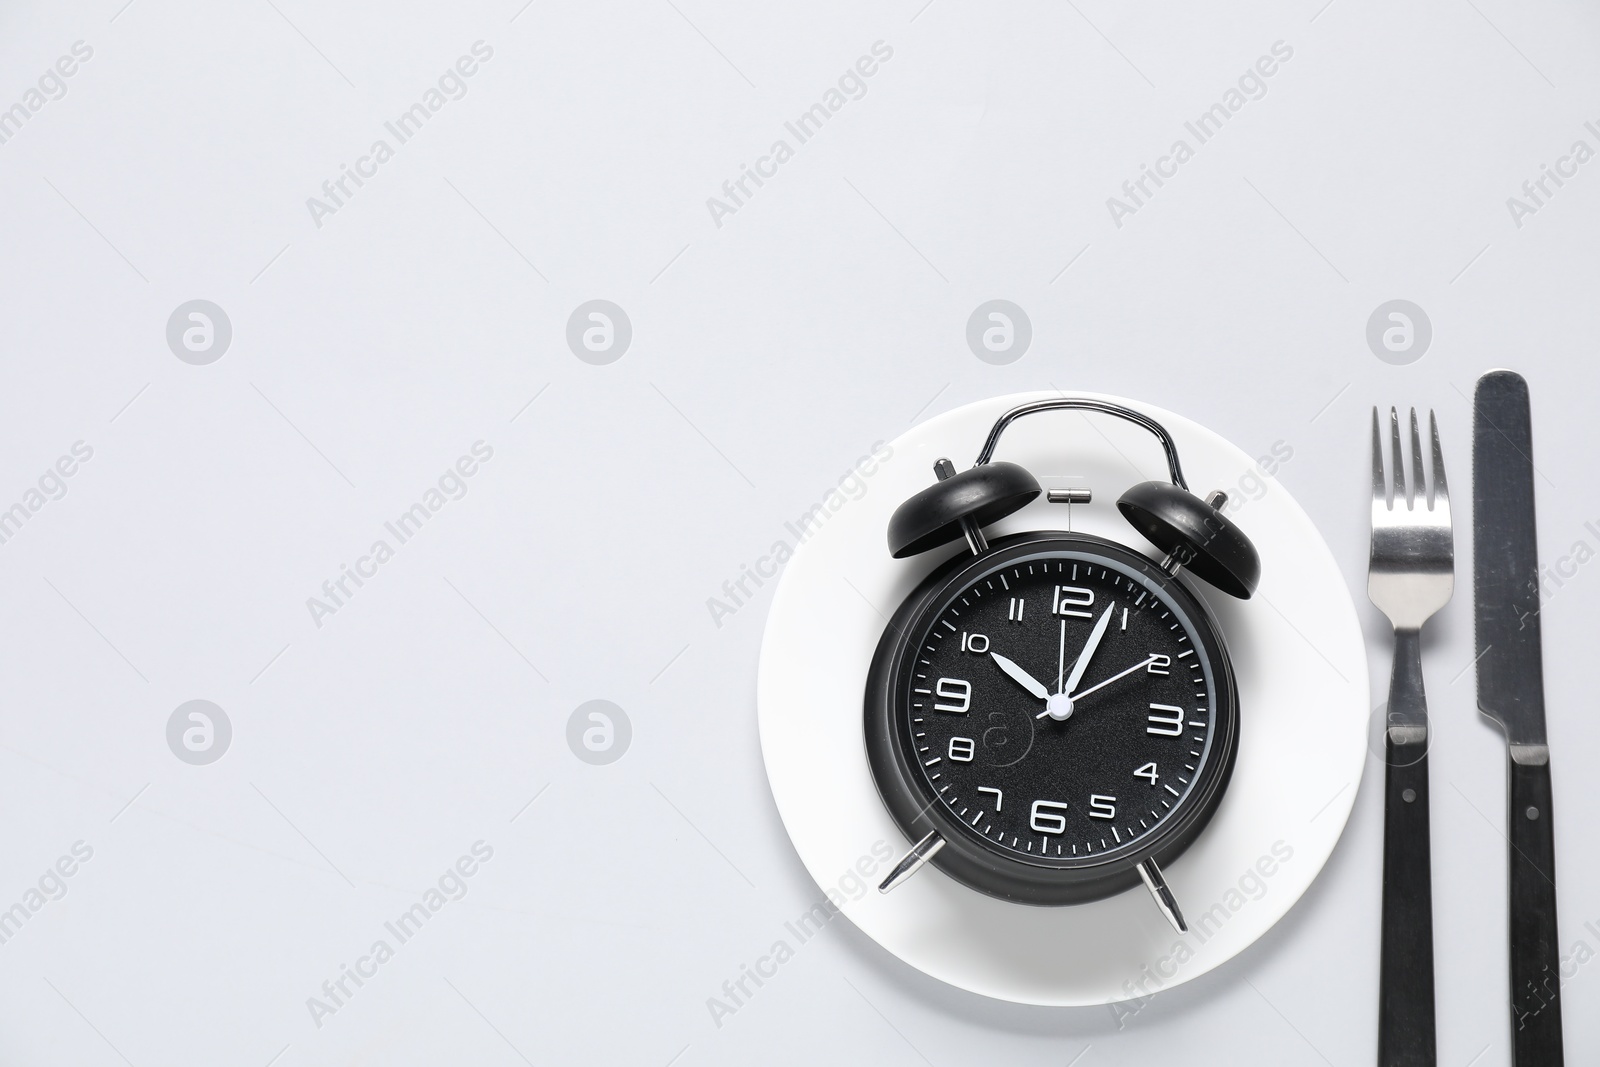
[1134,762,1159,785]
[1088,794,1117,820]
[933,677,971,713]
[948,737,975,762]
[977,785,1003,810]
[1030,799,1069,835]
[1007,597,1025,622]
[959,632,989,654]
[1146,653,1171,675]
[1147,703,1184,736]
[1052,584,1094,618]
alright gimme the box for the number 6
[1030,799,1069,835]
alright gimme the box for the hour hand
[990,652,1049,701]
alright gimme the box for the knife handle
[1379,733,1436,1067]
[1508,755,1564,1066]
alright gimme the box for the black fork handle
[1379,740,1436,1066]
[1379,627,1436,1067]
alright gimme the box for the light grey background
[0,1,1596,1064]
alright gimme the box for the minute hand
[1061,604,1116,695]
[1070,655,1159,702]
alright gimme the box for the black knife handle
[1379,733,1436,1067]
[1508,755,1564,1065]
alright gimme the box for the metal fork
[1369,407,1454,1067]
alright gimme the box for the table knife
[1473,369,1565,1065]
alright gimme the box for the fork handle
[1380,628,1436,1067]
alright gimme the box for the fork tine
[1430,409,1448,506]
[1409,408,1426,508]
[1371,407,1386,506]
[1389,407,1406,507]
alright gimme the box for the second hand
[1035,655,1159,719]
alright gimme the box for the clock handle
[973,397,1189,489]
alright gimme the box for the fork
[1369,407,1454,1067]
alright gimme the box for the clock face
[897,547,1222,866]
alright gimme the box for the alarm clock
[864,397,1260,932]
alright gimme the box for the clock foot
[878,831,945,894]
[1137,857,1188,934]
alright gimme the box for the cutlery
[1473,370,1565,1065]
[1370,406,1453,1067]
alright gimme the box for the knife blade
[1473,369,1565,1065]
[1475,371,1547,746]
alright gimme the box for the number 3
[1147,703,1184,736]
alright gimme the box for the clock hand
[1036,654,1159,719]
[1062,604,1116,696]
[1039,605,1116,722]
[990,652,1049,701]
[1071,655,1160,701]
[1055,619,1066,695]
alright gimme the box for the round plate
[756,391,1368,1006]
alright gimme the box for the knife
[1473,369,1565,1065]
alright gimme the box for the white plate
[756,391,1368,1006]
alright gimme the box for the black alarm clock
[865,398,1260,932]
